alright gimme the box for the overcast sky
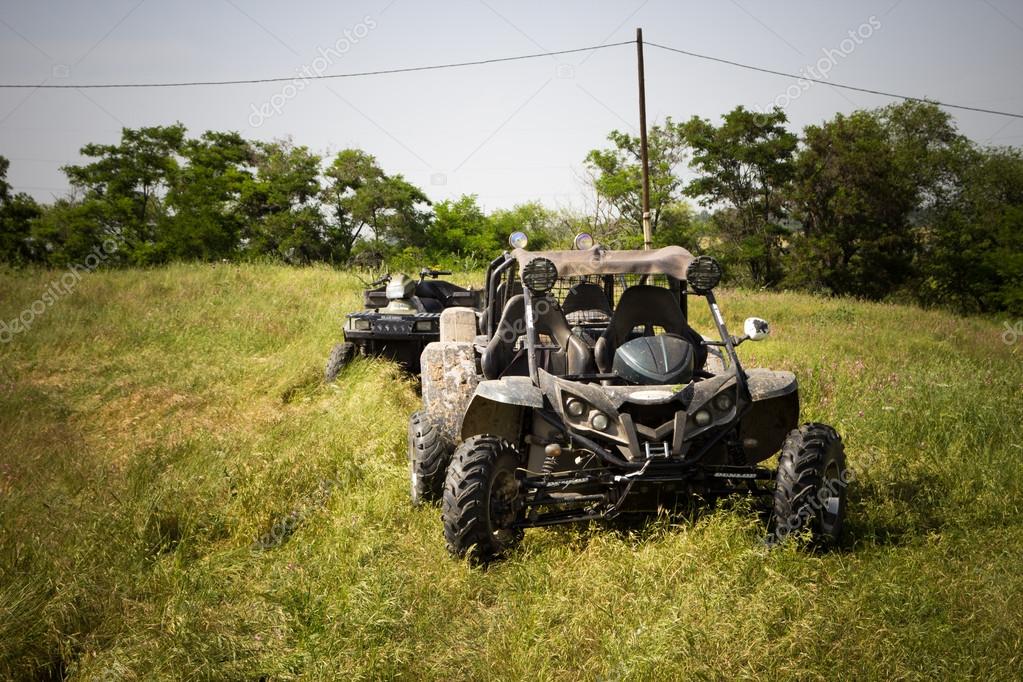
[2,0,1021,211]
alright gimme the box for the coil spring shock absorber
[541,442,562,479]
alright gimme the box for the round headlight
[522,257,558,295]
[573,232,595,250]
[686,256,722,293]
[590,413,610,431]
[714,393,733,412]
[509,231,528,249]
[694,410,712,427]
[565,398,585,417]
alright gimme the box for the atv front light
[414,320,434,332]
[353,319,372,331]
[687,256,723,293]
[573,232,595,250]
[713,393,733,411]
[509,231,528,249]
[565,398,586,418]
[522,257,558,295]
[590,413,610,431]
[694,409,712,427]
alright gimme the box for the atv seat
[594,285,707,374]
[562,282,612,324]
[481,294,594,380]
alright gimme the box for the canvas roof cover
[512,245,695,281]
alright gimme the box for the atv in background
[324,268,482,381]
[409,231,849,563]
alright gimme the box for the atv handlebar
[369,274,391,287]
[419,268,452,279]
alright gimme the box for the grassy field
[1,262,1021,680]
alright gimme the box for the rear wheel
[771,423,848,546]
[324,342,355,382]
[442,435,524,562]
[407,410,451,505]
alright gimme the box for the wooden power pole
[636,27,652,250]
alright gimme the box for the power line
[0,36,1019,122]
[645,41,1023,121]
[0,41,633,89]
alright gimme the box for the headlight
[573,232,594,250]
[509,231,528,249]
[687,256,722,293]
[353,319,371,331]
[694,410,712,427]
[414,320,434,332]
[565,398,585,418]
[713,393,733,411]
[590,413,610,431]
[522,257,558,295]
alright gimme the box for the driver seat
[481,295,594,380]
[594,285,707,374]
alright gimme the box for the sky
[1,0,1022,212]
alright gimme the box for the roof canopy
[512,245,695,281]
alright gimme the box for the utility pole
[636,27,652,250]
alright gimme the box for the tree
[240,139,324,263]
[919,146,1023,314]
[787,101,967,299]
[321,149,430,262]
[584,118,688,240]
[0,156,43,264]
[161,131,253,261]
[62,124,186,263]
[681,106,797,287]
[429,194,493,256]
[489,202,558,250]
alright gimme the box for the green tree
[920,146,1023,314]
[161,131,253,261]
[321,149,431,263]
[62,124,186,263]
[0,155,43,264]
[489,202,557,250]
[787,101,967,299]
[29,196,109,266]
[429,194,493,256]
[240,139,324,263]
[584,118,688,240]
[681,106,797,287]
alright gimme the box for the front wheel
[407,410,451,505]
[324,342,355,382]
[442,435,524,562]
[771,423,848,547]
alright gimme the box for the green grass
[1,263,1022,680]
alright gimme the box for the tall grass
[1,263,1021,680]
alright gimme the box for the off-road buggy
[324,268,482,381]
[409,233,848,562]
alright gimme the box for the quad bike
[324,268,482,382]
[408,231,849,562]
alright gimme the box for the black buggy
[324,268,482,381]
[410,232,849,562]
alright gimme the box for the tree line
[1,100,1020,314]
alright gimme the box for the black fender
[460,377,543,444]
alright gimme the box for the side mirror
[743,317,770,341]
